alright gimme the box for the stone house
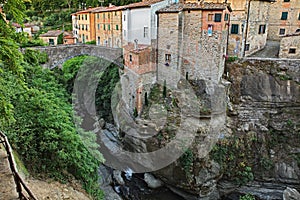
[268,0,300,41]
[279,33,300,58]
[202,0,274,57]
[92,4,124,47]
[156,2,231,86]
[121,0,170,113]
[40,30,74,45]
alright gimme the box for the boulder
[144,173,163,189]
[283,187,300,200]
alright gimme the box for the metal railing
[0,131,38,200]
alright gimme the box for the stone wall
[30,44,123,69]
[157,9,228,86]
[279,34,300,59]
[268,0,300,41]
[225,58,300,195]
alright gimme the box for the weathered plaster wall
[279,35,300,59]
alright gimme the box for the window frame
[279,28,285,35]
[144,26,149,38]
[258,24,266,34]
[165,54,171,62]
[289,48,296,54]
[231,24,239,34]
[214,13,222,22]
[281,12,288,20]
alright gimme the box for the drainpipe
[243,0,251,57]
[156,11,159,82]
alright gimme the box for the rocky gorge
[96,58,300,200]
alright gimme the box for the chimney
[134,39,138,50]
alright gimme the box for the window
[116,25,119,30]
[124,30,126,37]
[165,54,171,62]
[281,12,288,20]
[82,24,84,30]
[97,24,100,30]
[98,37,100,45]
[108,13,110,18]
[259,25,266,34]
[115,11,117,16]
[104,24,106,30]
[78,15,81,20]
[289,48,296,54]
[144,27,149,38]
[208,14,213,21]
[108,24,110,30]
[208,24,213,36]
[86,35,88,40]
[231,24,239,34]
[103,13,105,19]
[245,44,250,51]
[97,13,99,19]
[86,25,88,31]
[85,14,87,20]
[49,38,54,45]
[279,28,285,35]
[224,13,229,21]
[129,54,132,62]
[124,15,126,21]
[214,13,222,22]
[284,0,290,2]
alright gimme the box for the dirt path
[0,145,92,200]
[0,145,19,200]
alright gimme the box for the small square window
[284,0,290,2]
[289,48,296,54]
[279,28,285,35]
[165,54,171,62]
[214,13,222,22]
[281,12,288,20]
[259,25,266,34]
[245,44,250,51]
[231,24,239,34]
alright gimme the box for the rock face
[144,173,163,189]
[283,187,300,200]
[222,59,300,199]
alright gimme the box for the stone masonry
[30,44,123,69]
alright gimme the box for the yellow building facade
[93,5,123,47]
[74,8,96,43]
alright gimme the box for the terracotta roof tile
[157,2,228,13]
[40,30,63,37]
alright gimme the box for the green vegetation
[86,40,96,45]
[180,148,194,176]
[1,1,105,198]
[240,193,255,200]
[210,136,255,185]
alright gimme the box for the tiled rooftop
[157,2,228,13]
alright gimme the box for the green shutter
[214,13,222,22]
[281,12,288,20]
